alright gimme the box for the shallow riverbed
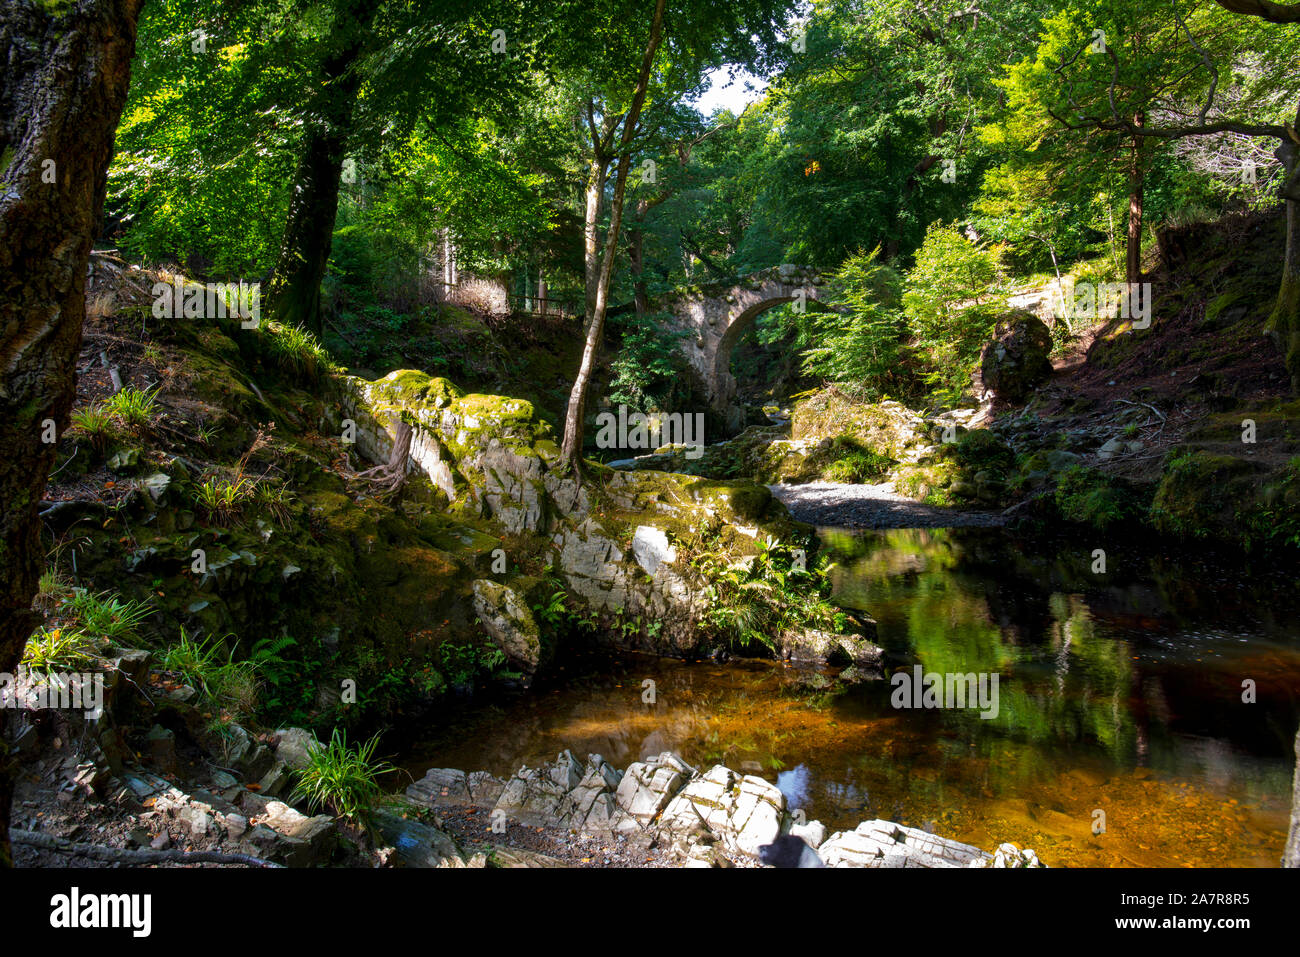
[401,528,1300,867]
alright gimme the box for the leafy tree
[553,0,794,469]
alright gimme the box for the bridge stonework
[665,265,830,432]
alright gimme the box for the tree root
[346,420,412,500]
[11,829,283,868]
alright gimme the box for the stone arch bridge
[660,265,832,432]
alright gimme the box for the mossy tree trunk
[1268,130,1300,392]
[0,0,145,868]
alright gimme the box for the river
[401,527,1300,867]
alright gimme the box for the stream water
[402,527,1300,867]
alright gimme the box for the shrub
[1054,465,1148,532]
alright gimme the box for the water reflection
[402,528,1300,867]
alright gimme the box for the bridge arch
[664,265,832,433]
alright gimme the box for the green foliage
[104,386,160,429]
[800,247,908,395]
[290,728,395,824]
[262,321,337,379]
[160,629,296,719]
[193,475,256,526]
[949,429,1015,475]
[1053,465,1148,533]
[64,588,155,646]
[607,314,689,413]
[22,627,99,675]
[1241,457,1300,551]
[684,532,844,652]
[902,222,1006,397]
[70,404,117,452]
[435,640,512,687]
[821,438,893,483]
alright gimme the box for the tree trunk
[1126,115,1145,286]
[630,199,650,318]
[559,0,668,470]
[581,155,608,319]
[1269,118,1300,392]
[268,0,376,336]
[0,0,145,868]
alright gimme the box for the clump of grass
[65,588,154,646]
[70,404,117,452]
[264,322,336,378]
[22,627,99,675]
[105,385,160,429]
[159,628,225,697]
[193,475,255,526]
[33,563,73,616]
[254,480,294,526]
[159,630,295,718]
[290,728,395,823]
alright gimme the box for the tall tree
[559,0,668,470]
[555,0,793,469]
[268,0,382,335]
[0,0,146,867]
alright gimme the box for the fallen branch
[12,829,283,868]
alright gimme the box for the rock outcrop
[405,750,1044,869]
[337,369,849,661]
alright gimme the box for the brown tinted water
[401,528,1300,867]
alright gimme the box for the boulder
[818,819,989,868]
[471,579,542,677]
[372,808,465,868]
[614,752,694,825]
[631,526,677,576]
[257,801,337,866]
[977,311,1053,404]
[273,727,322,770]
[781,628,884,671]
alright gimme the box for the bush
[949,429,1015,474]
[902,223,1007,396]
[821,439,893,483]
